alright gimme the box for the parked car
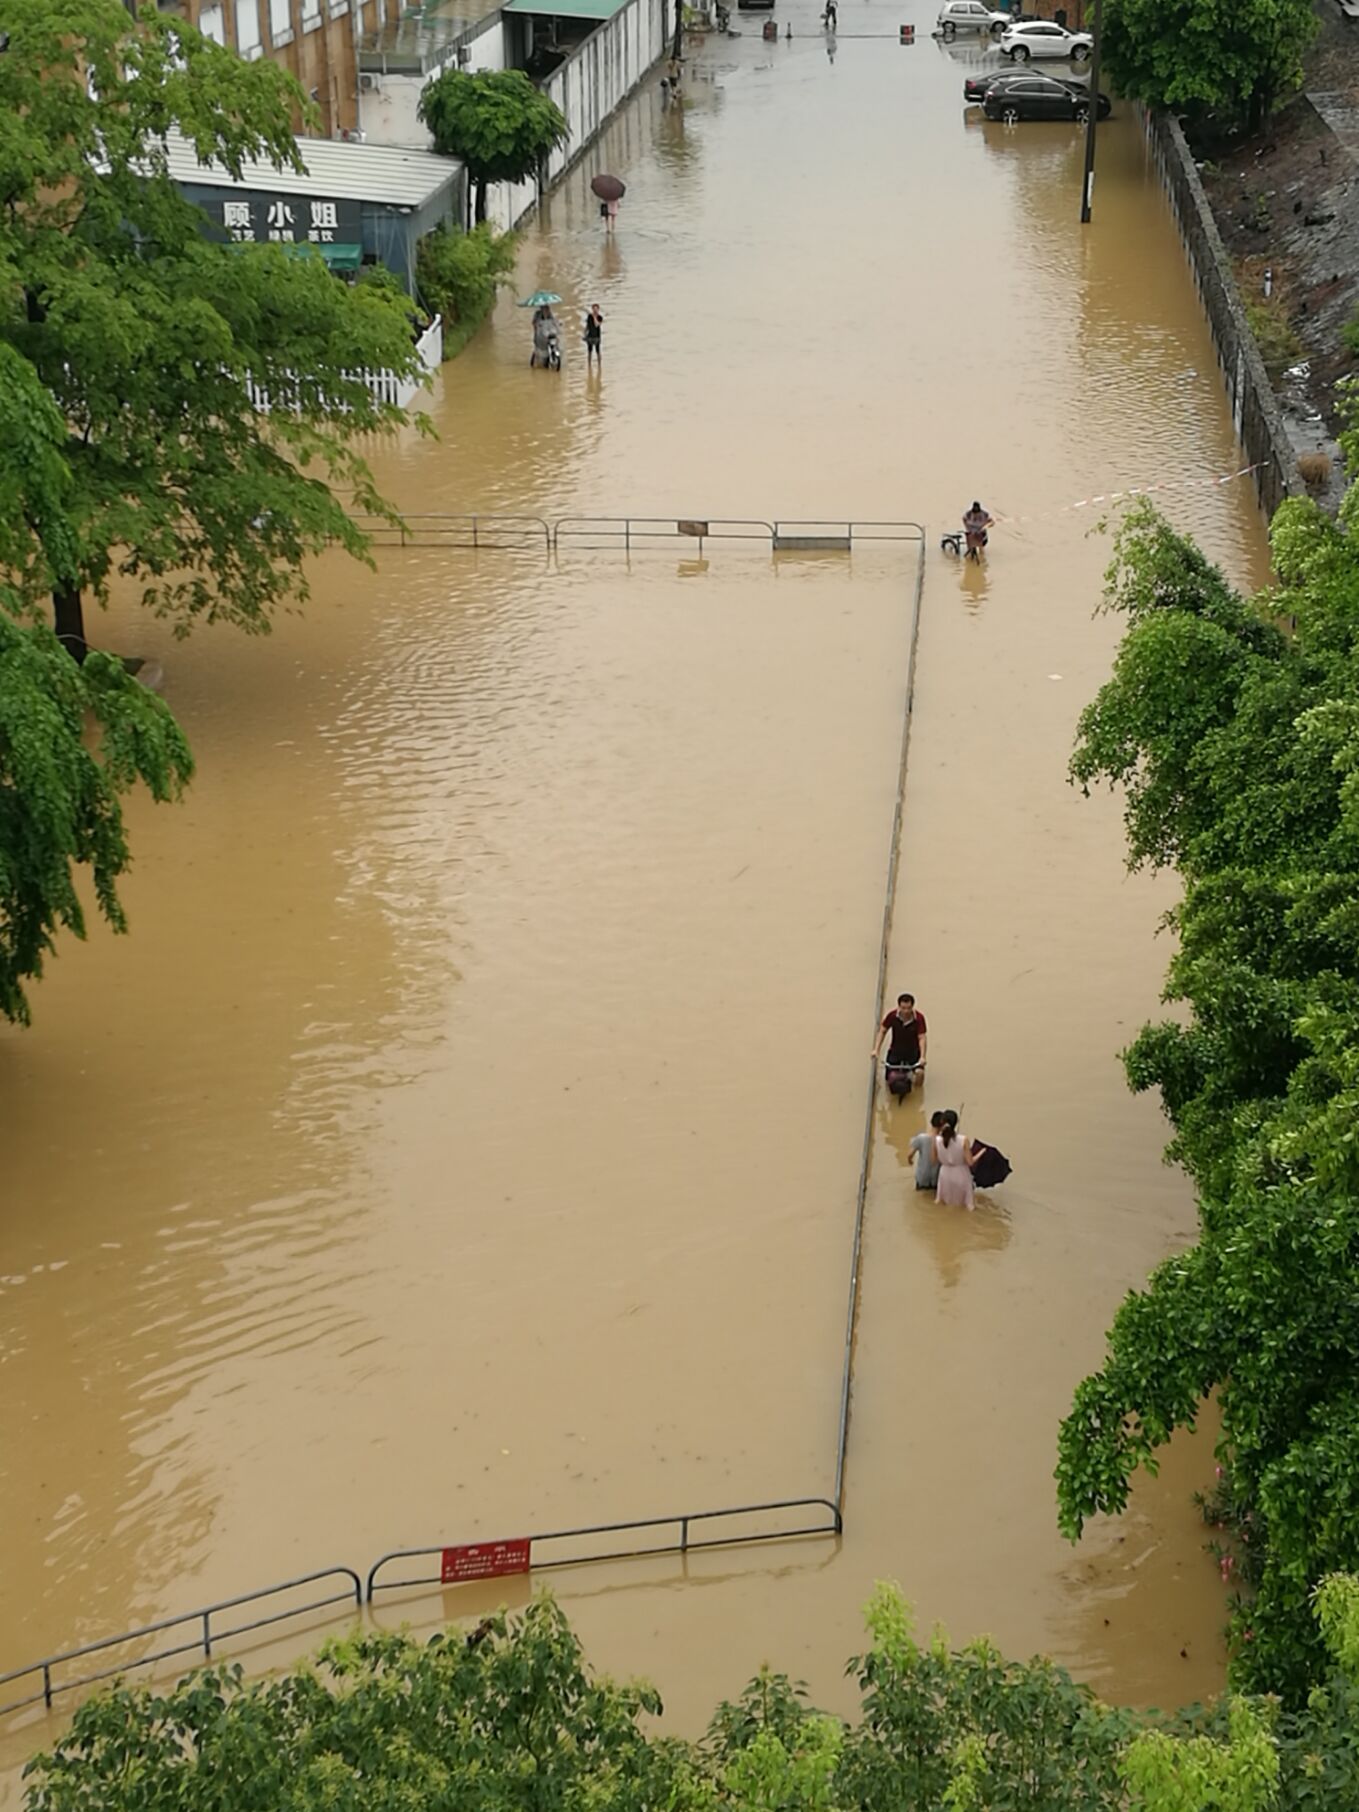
[962,69,1034,104]
[998,19,1092,59]
[937,0,1010,37]
[982,73,1111,120]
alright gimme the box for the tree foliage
[0,0,424,655]
[0,609,192,1026]
[417,69,569,223]
[23,1583,1359,1811]
[416,222,518,351]
[1058,493,1359,1698]
[1100,0,1316,131]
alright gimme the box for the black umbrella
[971,1140,1012,1189]
[590,173,626,202]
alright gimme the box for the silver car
[937,0,1010,36]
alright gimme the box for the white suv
[998,19,1093,59]
[937,0,1010,36]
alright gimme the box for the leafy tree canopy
[0,606,192,1026]
[417,69,568,221]
[1101,0,1316,131]
[0,0,425,656]
[22,1583,1359,1811]
[1058,488,1359,1699]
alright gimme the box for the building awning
[503,0,630,18]
[154,129,463,210]
[314,243,364,272]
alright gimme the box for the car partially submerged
[982,72,1111,121]
[962,69,1031,104]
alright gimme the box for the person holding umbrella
[591,173,625,232]
[518,290,564,369]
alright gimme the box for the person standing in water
[910,1112,946,1192]
[963,500,993,562]
[584,303,603,364]
[935,1109,979,1210]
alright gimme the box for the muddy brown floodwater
[2,2,1275,1774]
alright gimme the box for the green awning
[317,243,364,272]
[503,0,629,17]
[233,240,366,272]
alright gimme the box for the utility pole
[1079,0,1102,223]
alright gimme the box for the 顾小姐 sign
[207,192,363,247]
[440,1539,532,1585]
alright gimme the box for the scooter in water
[884,1059,923,1100]
[530,321,562,370]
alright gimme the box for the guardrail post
[202,1610,212,1659]
[472,516,480,549]
[680,1516,689,1553]
[42,1662,52,1710]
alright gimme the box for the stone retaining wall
[1141,107,1303,519]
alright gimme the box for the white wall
[361,0,667,234]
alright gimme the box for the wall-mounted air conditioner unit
[359,71,380,91]
[457,45,472,64]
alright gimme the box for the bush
[416,223,517,356]
[1242,293,1303,376]
[21,1582,1359,1811]
[1297,451,1332,491]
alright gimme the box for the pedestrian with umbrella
[591,172,625,232]
[519,289,564,369]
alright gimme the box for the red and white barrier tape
[992,462,1262,527]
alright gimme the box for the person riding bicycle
[872,992,928,1092]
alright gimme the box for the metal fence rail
[343,513,925,554]
[351,513,552,550]
[367,1498,842,1602]
[0,1568,363,1718]
[1,515,927,1730]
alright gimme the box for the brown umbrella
[590,174,626,202]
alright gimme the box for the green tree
[21,1583,1359,1810]
[0,608,192,1026]
[1101,0,1316,132]
[0,0,424,661]
[1056,493,1359,1698]
[417,69,569,225]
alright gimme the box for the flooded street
[2,1,1272,1759]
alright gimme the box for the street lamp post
[1079,0,1103,222]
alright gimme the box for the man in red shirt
[872,992,928,1092]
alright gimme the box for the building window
[237,0,262,52]
[302,0,321,24]
[269,0,293,40]
[198,2,226,42]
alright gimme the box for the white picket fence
[247,313,442,414]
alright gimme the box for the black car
[962,70,1031,105]
[982,73,1111,121]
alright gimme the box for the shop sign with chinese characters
[207,192,363,246]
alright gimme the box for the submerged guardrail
[1,517,927,1725]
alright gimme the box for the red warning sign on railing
[440,1539,532,1584]
[899,22,915,40]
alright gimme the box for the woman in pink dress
[935,1113,977,1210]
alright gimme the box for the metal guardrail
[1,515,927,1729]
[367,1498,842,1602]
[0,1568,362,1717]
[347,514,925,554]
[352,513,552,550]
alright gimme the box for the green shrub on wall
[417,223,518,358]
